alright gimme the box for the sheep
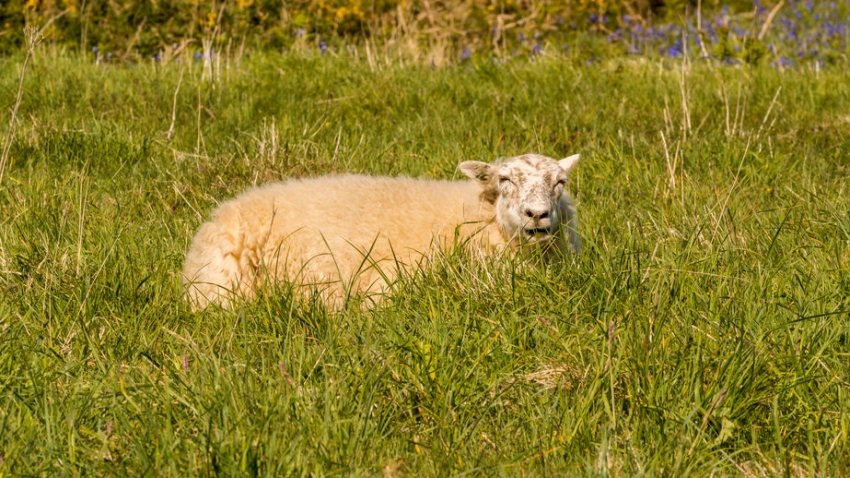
[182,153,581,310]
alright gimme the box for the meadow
[0,47,849,475]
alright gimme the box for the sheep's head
[460,153,580,246]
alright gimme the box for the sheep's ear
[558,154,580,172]
[459,161,494,183]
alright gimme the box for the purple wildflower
[319,40,328,53]
[460,47,472,60]
[531,43,542,55]
[665,39,684,57]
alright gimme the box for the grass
[0,49,849,475]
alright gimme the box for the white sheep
[182,153,581,310]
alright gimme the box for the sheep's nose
[524,209,549,220]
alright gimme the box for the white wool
[183,154,581,310]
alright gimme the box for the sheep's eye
[499,176,513,185]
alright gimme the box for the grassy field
[0,49,849,475]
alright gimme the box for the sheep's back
[218,174,493,294]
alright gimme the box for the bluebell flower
[194,51,203,61]
[460,48,472,60]
[588,13,598,24]
[295,28,306,38]
[778,56,792,67]
[665,39,684,57]
[531,44,542,55]
[153,52,161,62]
[665,45,682,57]
[518,32,527,42]
[823,21,834,35]
[92,46,98,53]
[805,0,814,11]
[319,40,328,53]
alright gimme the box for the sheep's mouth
[523,227,554,240]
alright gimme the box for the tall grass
[0,49,848,475]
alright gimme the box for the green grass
[1,50,849,475]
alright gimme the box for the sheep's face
[460,153,580,245]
